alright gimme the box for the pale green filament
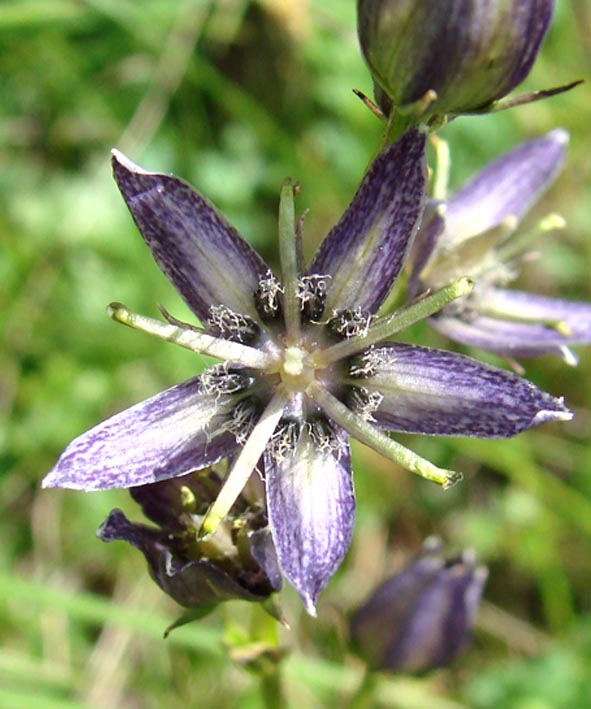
[309,381,462,489]
[278,179,301,344]
[108,303,275,370]
[199,389,288,537]
[317,276,474,367]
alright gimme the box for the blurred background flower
[350,538,488,674]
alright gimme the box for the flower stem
[199,389,287,537]
[308,382,462,489]
[107,302,275,369]
[318,277,474,366]
[278,179,302,344]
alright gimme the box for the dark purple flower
[409,129,591,364]
[350,538,488,673]
[98,470,282,618]
[357,0,555,123]
[44,128,570,613]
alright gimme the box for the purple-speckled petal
[112,151,270,324]
[356,343,571,437]
[264,424,354,615]
[433,287,591,360]
[443,129,568,245]
[43,377,239,491]
[98,509,271,606]
[309,128,427,314]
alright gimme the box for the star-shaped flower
[44,128,571,613]
[409,129,591,364]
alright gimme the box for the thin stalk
[108,302,275,369]
[309,381,462,489]
[278,179,301,344]
[317,277,474,367]
[199,389,287,537]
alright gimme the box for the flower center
[279,345,316,391]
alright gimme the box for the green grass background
[0,1,589,707]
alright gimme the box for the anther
[208,304,260,344]
[297,274,330,322]
[327,308,372,339]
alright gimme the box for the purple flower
[357,0,555,124]
[350,538,488,673]
[98,470,282,622]
[409,129,591,364]
[44,128,570,614]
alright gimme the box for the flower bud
[350,538,488,673]
[357,0,554,122]
[97,470,282,621]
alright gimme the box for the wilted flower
[409,129,591,364]
[350,538,488,673]
[44,129,570,613]
[98,469,282,622]
[357,0,556,125]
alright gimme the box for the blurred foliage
[0,0,589,707]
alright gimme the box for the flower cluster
[43,0,586,658]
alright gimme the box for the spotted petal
[264,425,354,615]
[443,129,568,245]
[112,150,270,325]
[43,377,239,490]
[357,343,571,437]
[309,127,427,314]
[433,287,591,362]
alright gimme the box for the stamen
[254,270,284,321]
[307,417,343,457]
[268,419,301,462]
[199,389,288,537]
[297,274,330,322]
[317,276,474,366]
[208,304,260,344]
[108,303,275,370]
[308,380,463,490]
[347,387,384,422]
[225,399,259,445]
[199,364,253,397]
[349,348,384,378]
[327,308,372,339]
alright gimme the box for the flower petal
[357,343,571,437]
[443,129,568,244]
[309,127,427,314]
[433,288,591,361]
[112,150,270,324]
[264,424,354,615]
[98,509,270,606]
[43,377,239,490]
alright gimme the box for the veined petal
[433,288,591,361]
[264,424,354,615]
[357,343,571,438]
[443,129,568,244]
[43,377,239,490]
[309,128,427,314]
[112,150,270,324]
